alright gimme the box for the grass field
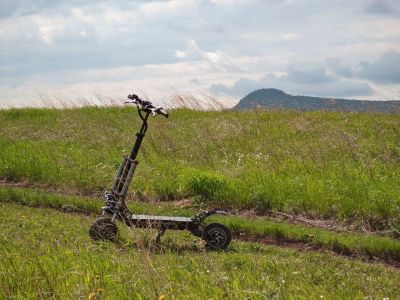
[1,106,399,230]
[1,203,399,299]
[1,105,399,298]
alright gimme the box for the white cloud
[281,33,299,41]
[138,0,198,16]
[1,0,400,108]
[209,0,252,5]
[175,39,240,72]
[175,50,186,58]
[36,17,64,45]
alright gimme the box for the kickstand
[155,225,166,244]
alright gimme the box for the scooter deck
[128,214,193,230]
[130,214,192,223]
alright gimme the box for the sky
[0,0,400,108]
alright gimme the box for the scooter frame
[89,94,231,250]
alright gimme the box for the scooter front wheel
[89,217,118,241]
[203,223,231,250]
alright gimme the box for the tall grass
[0,106,399,228]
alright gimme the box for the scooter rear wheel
[89,217,118,241]
[203,223,231,250]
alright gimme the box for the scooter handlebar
[151,106,169,118]
[126,94,168,118]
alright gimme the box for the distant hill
[234,88,400,113]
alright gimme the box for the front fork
[102,155,139,223]
[190,210,228,236]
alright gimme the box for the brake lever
[151,107,162,117]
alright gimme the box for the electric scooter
[89,94,231,250]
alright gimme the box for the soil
[234,233,400,271]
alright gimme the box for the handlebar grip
[151,107,169,118]
[159,110,169,118]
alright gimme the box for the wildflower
[158,295,165,300]
[88,292,96,300]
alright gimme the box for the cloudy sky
[1,0,400,108]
